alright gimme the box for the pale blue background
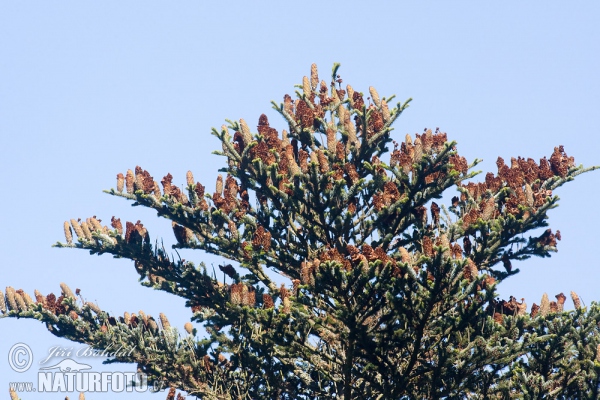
[1,2,599,398]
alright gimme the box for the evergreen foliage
[4,64,600,399]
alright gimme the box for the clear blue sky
[1,2,599,398]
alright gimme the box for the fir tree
[3,64,600,399]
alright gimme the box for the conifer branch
[5,64,600,399]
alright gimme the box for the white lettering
[52,373,66,391]
[39,346,73,365]
[112,372,124,392]
[135,372,148,392]
[64,372,76,391]
[89,372,102,391]
[37,371,150,393]
[38,372,53,391]
[76,346,93,357]
[101,372,111,391]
